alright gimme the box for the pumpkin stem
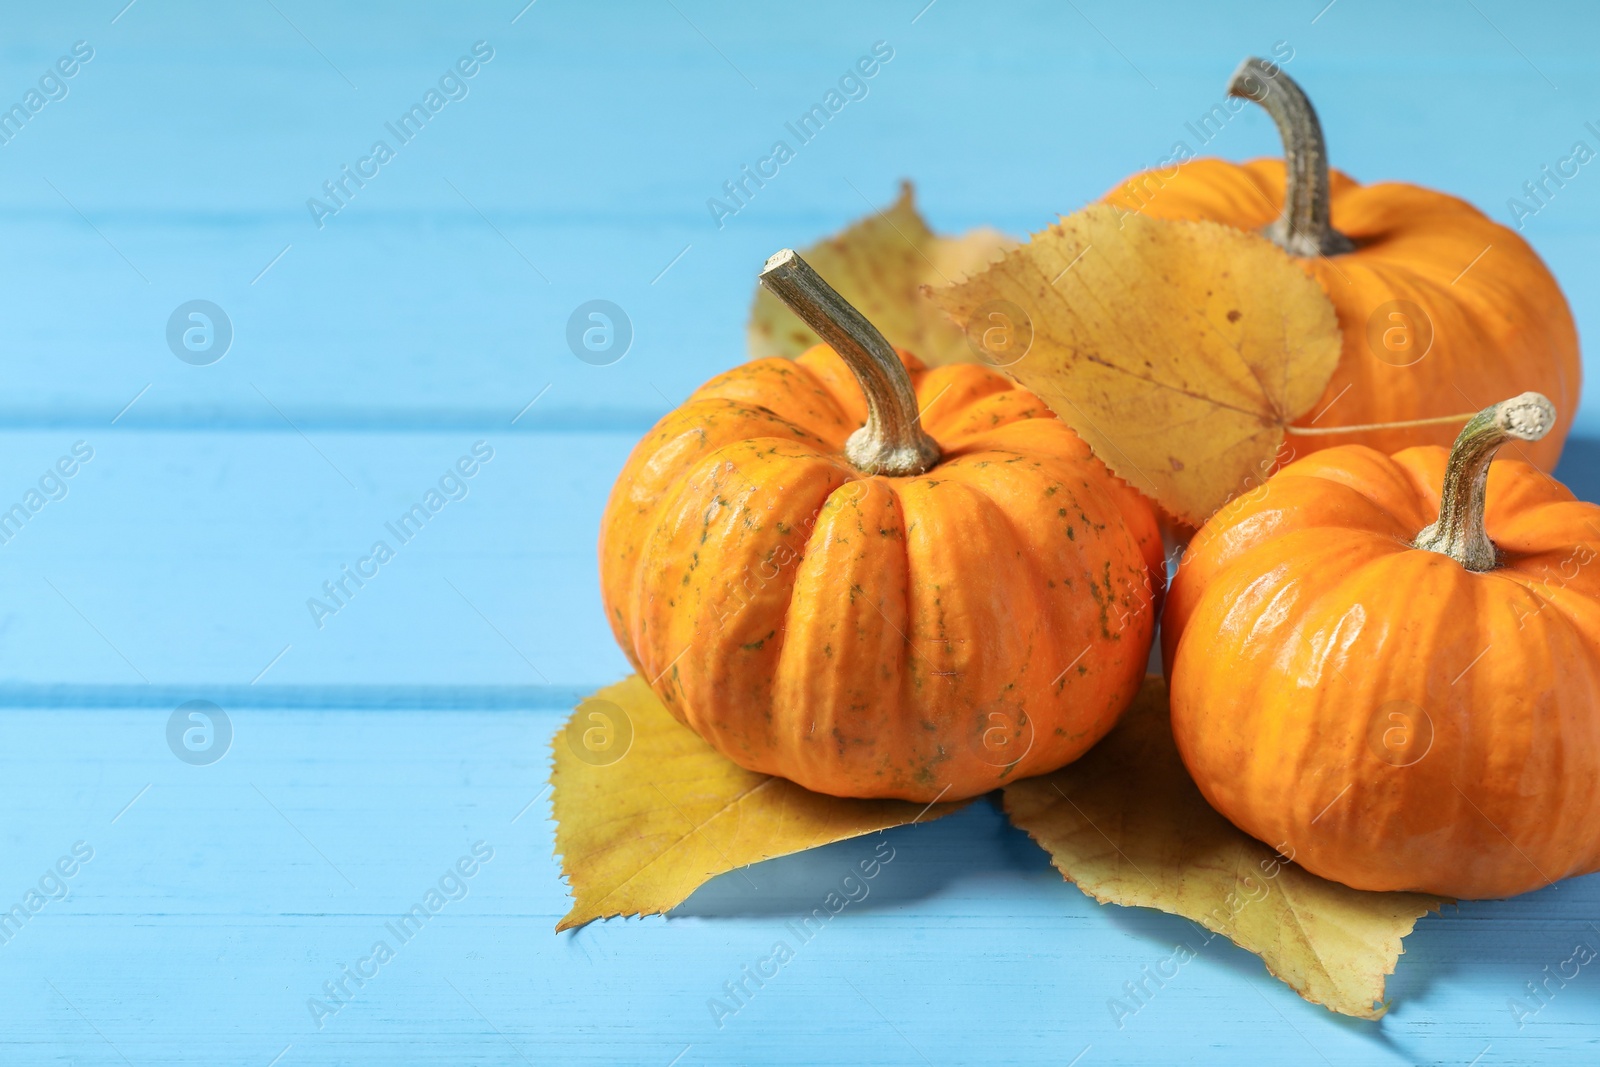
[1412,392,1556,572]
[1227,57,1355,258]
[759,249,942,477]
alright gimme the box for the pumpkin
[1105,57,1580,471]
[1162,391,1600,898]
[599,249,1165,801]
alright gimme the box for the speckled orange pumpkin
[1163,393,1600,898]
[1106,57,1579,470]
[598,250,1164,801]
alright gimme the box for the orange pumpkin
[1105,57,1579,470]
[1162,392,1600,898]
[599,250,1164,801]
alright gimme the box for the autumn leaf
[551,675,970,931]
[932,205,1342,526]
[1003,676,1446,1019]
[748,180,1014,366]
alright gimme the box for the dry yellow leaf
[932,205,1342,526]
[551,675,970,931]
[748,180,1014,366]
[1003,676,1446,1019]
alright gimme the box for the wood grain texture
[3,706,1599,1065]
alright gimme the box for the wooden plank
[0,706,1595,1065]
[0,430,634,691]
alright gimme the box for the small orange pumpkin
[1106,57,1580,470]
[1163,392,1600,898]
[599,250,1164,801]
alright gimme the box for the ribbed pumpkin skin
[600,345,1164,801]
[1163,443,1600,898]
[1106,159,1580,470]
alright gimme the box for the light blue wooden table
[3,1,1599,1063]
